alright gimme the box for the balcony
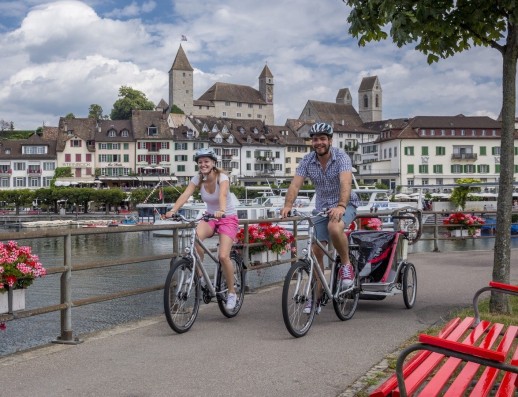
[27,169,42,176]
[0,169,12,176]
[255,156,275,163]
[451,153,477,160]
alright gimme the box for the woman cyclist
[164,148,239,310]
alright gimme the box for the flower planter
[450,229,469,237]
[250,251,278,265]
[0,289,25,314]
[0,293,7,314]
[8,289,26,312]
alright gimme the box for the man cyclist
[165,148,239,311]
[280,122,360,313]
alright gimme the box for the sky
[0,0,512,130]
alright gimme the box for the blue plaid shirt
[296,147,360,211]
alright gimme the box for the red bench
[370,281,518,396]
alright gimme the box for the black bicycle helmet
[309,122,333,137]
[194,148,218,162]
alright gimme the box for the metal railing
[0,217,306,344]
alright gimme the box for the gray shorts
[312,204,356,243]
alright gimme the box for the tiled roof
[56,117,97,151]
[358,76,378,91]
[306,100,364,127]
[0,133,57,159]
[197,82,267,105]
[259,64,273,78]
[170,45,193,72]
[131,109,171,140]
[95,120,133,142]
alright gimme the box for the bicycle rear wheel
[282,261,316,338]
[164,258,200,333]
[402,262,417,309]
[333,261,360,321]
[216,251,245,318]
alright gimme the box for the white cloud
[0,0,511,130]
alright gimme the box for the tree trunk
[491,22,517,314]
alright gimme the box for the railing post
[54,233,82,344]
[433,213,440,252]
[243,223,253,293]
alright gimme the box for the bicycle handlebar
[166,213,224,223]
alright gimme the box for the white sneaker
[339,264,355,290]
[302,299,321,314]
[225,293,237,310]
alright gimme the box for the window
[246,151,251,158]
[225,101,230,106]
[147,126,158,136]
[222,112,227,117]
[363,94,368,108]
[108,129,116,137]
[407,164,414,174]
[175,143,187,150]
[418,165,428,174]
[15,177,26,187]
[464,164,476,173]
[177,165,185,172]
[246,164,251,170]
[86,154,92,162]
[237,103,242,107]
[257,114,262,119]
[436,178,443,185]
[478,164,490,173]
[123,154,129,162]
[394,147,397,157]
[174,155,188,161]
[121,130,129,137]
[236,113,241,117]
[421,147,428,155]
[70,140,82,147]
[433,164,443,173]
[492,147,501,155]
[495,164,500,173]
[65,154,71,162]
[75,154,81,162]
[215,137,222,143]
[248,104,253,108]
[43,162,55,171]
[404,146,414,156]
[451,164,463,173]
[436,147,446,155]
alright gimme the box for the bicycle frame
[297,211,353,301]
[175,216,224,298]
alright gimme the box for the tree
[110,86,155,120]
[346,0,517,314]
[65,113,75,119]
[450,178,481,210]
[0,119,11,131]
[88,104,107,120]
[170,104,185,114]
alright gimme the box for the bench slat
[469,326,518,397]
[420,323,504,396]
[369,317,466,397]
[391,319,490,397]
[443,325,517,397]
[489,281,518,293]
[495,346,518,397]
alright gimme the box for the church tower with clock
[259,64,274,105]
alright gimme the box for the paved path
[0,249,516,397]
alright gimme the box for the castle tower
[358,76,382,123]
[169,45,194,115]
[259,64,274,104]
[336,88,352,105]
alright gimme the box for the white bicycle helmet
[309,122,333,137]
[194,148,217,162]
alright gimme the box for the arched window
[375,94,379,108]
[363,94,368,108]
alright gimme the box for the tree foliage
[110,86,155,120]
[345,0,517,313]
[88,104,108,120]
[450,178,481,210]
[170,104,185,114]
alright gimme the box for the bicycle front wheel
[282,261,316,338]
[216,251,245,318]
[333,262,359,321]
[164,258,200,333]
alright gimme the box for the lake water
[0,226,516,356]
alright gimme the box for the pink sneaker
[339,264,354,290]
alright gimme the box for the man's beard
[314,145,330,156]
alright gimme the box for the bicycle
[281,209,360,338]
[163,213,245,333]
